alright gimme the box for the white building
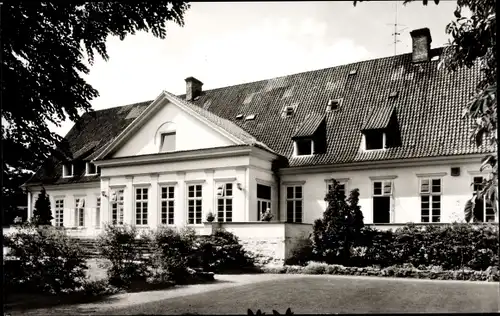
[22,28,497,263]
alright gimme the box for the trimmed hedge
[289,223,499,271]
[262,261,500,282]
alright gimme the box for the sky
[49,0,461,137]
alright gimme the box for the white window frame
[160,185,175,225]
[419,177,442,223]
[159,132,176,153]
[370,176,396,224]
[257,183,272,220]
[55,198,64,227]
[187,184,203,225]
[62,163,74,178]
[135,187,149,226]
[216,182,233,222]
[75,197,85,227]
[372,180,393,197]
[85,162,99,176]
[286,185,303,223]
[471,175,497,223]
[110,189,124,225]
[363,132,386,151]
[294,139,315,157]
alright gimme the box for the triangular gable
[361,104,396,131]
[94,91,274,160]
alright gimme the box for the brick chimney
[185,77,203,101]
[410,28,432,63]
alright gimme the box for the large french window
[216,183,233,222]
[160,186,175,225]
[420,178,441,223]
[472,176,496,222]
[135,188,148,225]
[55,199,64,227]
[111,189,124,225]
[75,198,85,227]
[187,184,203,225]
[257,184,272,220]
[286,186,303,223]
[372,180,392,223]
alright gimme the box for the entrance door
[373,196,390,223]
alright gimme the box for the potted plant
[206,212,215,223]
[260,208,273,222]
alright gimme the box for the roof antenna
[386,2,408,56]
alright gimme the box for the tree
[32,188,53,225]
[354,0,497,219]
[1,2,190,224]
[311,179,364,265]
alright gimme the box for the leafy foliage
[96,224,148,289]
[3,223,88,294]
[2,2,190,224]
[195,229,254,273]
[32,187,53,225]
[312,179,364,265]
[285,235,315,266]
[248,308,294,316]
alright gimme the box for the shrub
[285,236,315,266]
[145,226,195,284]
[312,179,364,265]
[97,224,148,289]
[196,229,254,273]
[3,223,88,294]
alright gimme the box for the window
[55,199,64,227]
[365,131,384,150]
[295,139,313,156]
[420,178,441,223]
[187,184,203,225]
[135,188,148,225]
[96,197,101,228]
[160,132,176,153]
[286,186,303,223]
[373,181,392,223]
[326,99,342,112]
[160,186,175,225]
[257,184,272,220]
[75,198,85,227]
[245,114,256,121]
[62,163,74,178]
[86,162,99,175]
[111,189,124,225]
[472,176,496,222]
[327,181,347,197]
[217,183,233,222]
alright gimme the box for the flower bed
[261,261,500,282]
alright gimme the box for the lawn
[103,274,499,314]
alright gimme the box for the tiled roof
[27,47,494,185]
[293,112,325,138]
[361,104,395,130]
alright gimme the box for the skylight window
[389,91,398,98]
[236,114,244,120]
[349,69,357,76]
[245,114,256,121]
[326,98,342,112]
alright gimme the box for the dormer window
[364,130,385,150]
[160,132,176,153]
[294,138,314,156]
[62,163,74,178]
[85,162,100,176]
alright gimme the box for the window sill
[85,173,99,177]
[62,176,74,179]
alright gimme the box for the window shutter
[420,179,430,193]
[383,181,392,195]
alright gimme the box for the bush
[3,223,88,294]
[312,179,364,265]
[97,224,148,289]
[145,226,195,284]
[196,229,254,273]
[285,236,315,266]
